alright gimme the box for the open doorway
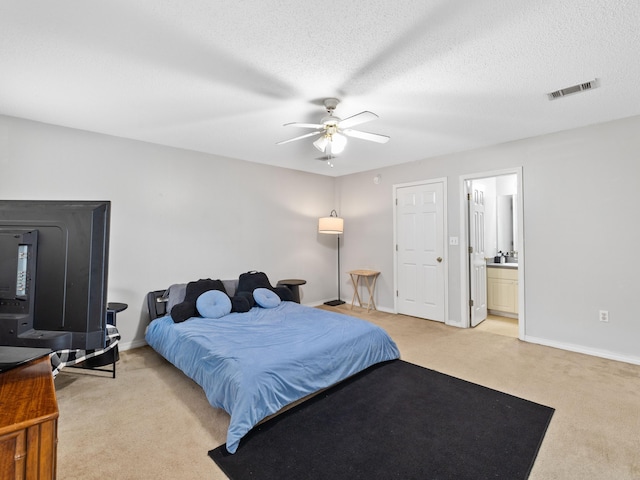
[459,168,524,339]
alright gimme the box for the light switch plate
[449,236,459,245]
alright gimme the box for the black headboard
[146,290,167,321]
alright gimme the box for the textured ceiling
[1,1,639,176]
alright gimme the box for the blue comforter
[145,301,400,453]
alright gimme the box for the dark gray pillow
[171,279,227,323]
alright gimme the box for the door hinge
[467,192,471,201]
[396,290,399,297]
[395,198,398,205]
[469,299,474,307]
[396,244,398,251]
[468,246,473,254]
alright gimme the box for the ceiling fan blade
[284,122,324,129]
[276,130,323,145]
[338,111,378,129]
[342,129,390,144]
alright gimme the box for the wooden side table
[348,270,380,312]
[74,302,127,378]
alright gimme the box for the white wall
[337,115,640,364]
[0,115,338,349]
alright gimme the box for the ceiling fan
[276,98,390,156]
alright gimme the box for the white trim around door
[458,167,525,339]
[393,178,449,324]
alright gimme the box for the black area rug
[209,360,554,480]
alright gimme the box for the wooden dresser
[0,355,58,480]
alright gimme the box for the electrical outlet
[599,310,609,322]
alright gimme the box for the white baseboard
[524,335,640,366]
[119,338,148,352]
[487,309,518,319]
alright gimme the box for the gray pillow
[222,279,238,297]
[166,283,187,314]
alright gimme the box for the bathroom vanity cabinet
[487,265,518,316]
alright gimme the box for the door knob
[437,257,443,263]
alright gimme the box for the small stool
[276,279,306,303]
[348,270,380,312]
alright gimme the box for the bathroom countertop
[486,262,518,268]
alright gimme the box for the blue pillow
[253,288,281,308]
[196,290,232,319]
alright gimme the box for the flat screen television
[0,200,110,351]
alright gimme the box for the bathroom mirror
[496,195,517,253]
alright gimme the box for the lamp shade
[318,213,343,234]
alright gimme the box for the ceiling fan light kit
[277,98,389,160]
[314,131,347,154]
[313,135,329,152]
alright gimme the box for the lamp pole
[336,234,341,302]
[319,210,345,306]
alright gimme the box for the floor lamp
[319,210,345,306]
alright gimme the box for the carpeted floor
[53,305,640,479]
[209,359,554,480]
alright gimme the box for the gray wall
[2,113,639,364]
[0,115,339,349]
[337,115,640,364]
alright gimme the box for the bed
[145,279,400,453]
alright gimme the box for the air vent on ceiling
[547,79,599,100]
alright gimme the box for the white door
[468,181,488,326]
[395,182,445,321]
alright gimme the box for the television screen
[0,200,110,351]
